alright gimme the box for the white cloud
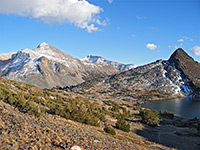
[146,43,158,50]
[180,43,183,46]
[189,46,200,56]
[177,39,184,42]
[0,0,104,32]
[108,0,113,4]
[174,46,178,49]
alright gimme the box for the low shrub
[159,110,174,119]
[140,109,161,126]
[116,115,130,132]
[104,125,116,135]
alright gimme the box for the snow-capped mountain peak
[0,43,118,89]
[37,42,50,49]
[81,55,136,71]
[81,55,103,63]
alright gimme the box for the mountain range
[66,49,200,99]
[0,43,200,98]
[0,43,122,88]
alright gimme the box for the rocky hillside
[81,55,137,71]
[0,77,174,150]
[67,49,199,100]
[0,43,118,89]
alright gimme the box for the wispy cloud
[178,36,194,42]
[136,15,146,20]
[108,0,113,4]
[177,39,184,42]
[189,46,200,56]
[183,36,189,40]
[146,43,158,50]
[168,45,179,49]
[0,0,105,33]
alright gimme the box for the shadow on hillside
[135,124,200,150]
[125,118,140,123]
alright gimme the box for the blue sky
[0,0,200,65]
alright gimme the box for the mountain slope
[0,77,172,150]
[67,49,199,100]
[168,48,200,94]
[0,43,118,89]
[81,55,137,71]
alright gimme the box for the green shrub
[116,115,130,132]
[7,94,17,105]
[104,125,116,135]
[24,100,41,117]
[140,109,161,126]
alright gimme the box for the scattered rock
[71,145,82,150]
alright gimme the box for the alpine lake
[141,97,200,118]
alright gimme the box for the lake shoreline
[141,97,200,119]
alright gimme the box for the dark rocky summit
[169,48,200,96]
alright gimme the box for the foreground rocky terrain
[0,77,172,150]
[0,77,200,150]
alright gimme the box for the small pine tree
[104,125,116,135]
[140,109,161,126]
[116,115,130,132]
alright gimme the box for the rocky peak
[168,48,200,91]
[168,48,193,64]
[37,42,50,49]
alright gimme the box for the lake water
[141,97,200,118]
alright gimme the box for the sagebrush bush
[140,109,161,126]
[159,110,174,119]
[116,115,130,132]
[104,125,116,135]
